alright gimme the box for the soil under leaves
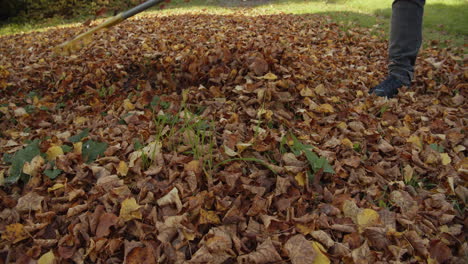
[0,12,467,264]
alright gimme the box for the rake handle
[122,0,165,19]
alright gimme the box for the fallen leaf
[120,197,142,222]
[429,240,452,263]
[311,241,331,264]
[38,250,55,264]
[295,172,306,186]
[261,72,278,80]
[157,187,182,212]
[117,161,129,176]
[285,234,316,264]
[96,213,119,238]
[407,135,423,150]
[46,145,64,161]
[239,238,282,263]
[16,192,44,212]
[123,99,135,111]
[315,104,334,113]
[1,223,28,243]
[314,84,326,96]
[440,153,451,165]
[22,155,44,176]
[356,209,381,232]
[403,165,414,183]
[47,183,64,192]
[199,209,221,225]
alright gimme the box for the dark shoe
[369,75,403,98]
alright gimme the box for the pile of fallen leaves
[0,12,466,263]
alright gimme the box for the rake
[55,0,165,53]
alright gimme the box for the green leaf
[160,101,170,110]
[82,140,108,163]
[26,91,39,99]
[5,139,41,184]
[61,145,73,153]
[429,143,444,153]
[25,104,35,114]
[44,169,62,179]
[2,153,13,163]
[69,128,89,143]
[133,139,143,150]
[291,134,335,176]
[150,95,160,107]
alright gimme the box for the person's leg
[388,0,425,85]
[370,0,425,98]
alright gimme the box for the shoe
[369,75,403,98]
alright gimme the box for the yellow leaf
[337,122,347,129]
[314,84,326,96]
[117,161,129,176]
[48,183,64,192]
[236,143,252,153]
[356,90,364,97]
[447,177,455,194]
[73,142,82,154]
[38,250,55,264]
[296,223,314,235]
[316,104,334,113]
[0,169,4,186]
[341,138,353,148]
[454,145,465,153]
[439,225,449,234]
[120,197,142,222]
[185,160,200,173]
[397,126,411,137]
[295,172,306,186]
[440,153,451,165]
[182,229,196,241]
[1,223,28,243]
[22,155,44,176]
[407,135,423,149]
[403,165,413,183]
[123,99,135,111]
[329,96,340,103]
[46,146,64,161]
[356,209,381,232]
[261,72,278,80]
[300,87,314,97]
[224,145,238,157]
[74,116,88,125]
[425,152,438,164]
[311,241,331,264]
[199,209,221,225]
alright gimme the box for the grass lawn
[0,0,466,48]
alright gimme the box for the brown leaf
[249,57,269,76]
[284,234,316,264]
[126,246,156,264]
[310,230,335,248]
[15,192,44,212]
[351,241,374,264]
[96,212,119,238]
[429,240,452,263]
[405,230,429,258]
[363,227,389,250]
[238,238,281,264]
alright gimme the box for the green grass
[0,0,466,48]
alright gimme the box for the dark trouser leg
[388,0,425,86]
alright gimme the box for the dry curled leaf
[284,234,316,264]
